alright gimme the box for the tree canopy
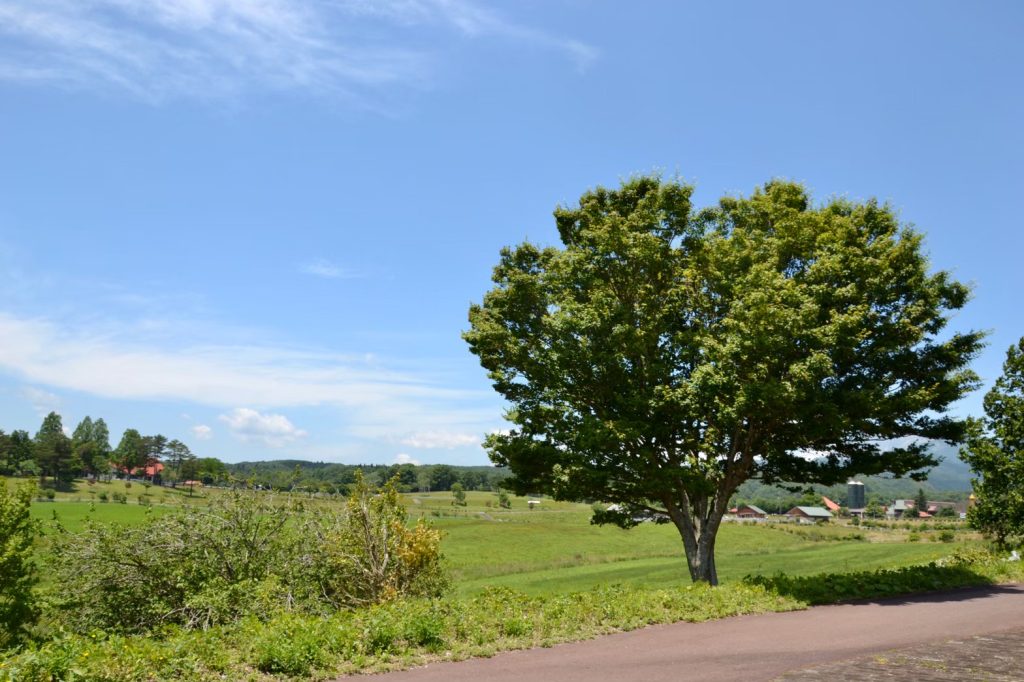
[465,176,983,583]
[961,337,1024,546]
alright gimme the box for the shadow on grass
[742,562,1016,606]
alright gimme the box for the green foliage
[71,416,111,477]
[498,490,511,508]
[451,482,467,506]
[466,176,983,583]
[48,489,300,633]
[113,428,145,477]
[0,480,38,649]
[961,337,1024,547]
[47,477,447,635]
[33,412,76,484]
[301,473,448,608]
[7,553,1021,681]
[915,488,929,515]
[743,561,997,605]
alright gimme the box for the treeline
[0,411,222,487]
[227,460,510,493]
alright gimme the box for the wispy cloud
[21,385,61,417]
[400,430,479,449]
[299,259,359,280]
[0,0,595,101]
[0,312,498,442]
[219,407,306,447]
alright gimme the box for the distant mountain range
[917,442,974,492]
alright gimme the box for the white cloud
[219,407,306,447]
[299,259,358,280]
[0,312,500,444]
[0,0,595,101]
[394,452,420,466]
[400,430,479,449]
[21,385,60,417]
[191,424,213,440]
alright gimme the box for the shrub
[0,481,38,649]
[48,490,301,633]
[47,479,449,636]
[939,530,955,543]
[249,614,332,676]
[97,491,109,502]
[301,473,448,608]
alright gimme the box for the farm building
[785,506,833,523]
[735,504,768,519]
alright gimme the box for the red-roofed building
[821,496,841,513]
[112,461,164,481]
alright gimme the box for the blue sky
[0,1,1021,465]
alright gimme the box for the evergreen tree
[915,488,929,515]
[34,412,75,484]
[71,416,106,477]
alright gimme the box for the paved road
[778,629,1024,681]
[354,585,1024,682]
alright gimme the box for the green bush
[249,614,332,676]
[48,490,301,633]
[300,473,448,608]
[97,491,108,502]
[46,479,448,636]
[0,481,38,649]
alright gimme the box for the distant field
[402,490,978,595]
[13,481,981,597]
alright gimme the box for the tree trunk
[666,492,728,585]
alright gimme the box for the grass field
[14,481,981,597]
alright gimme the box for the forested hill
[734,443,974,513]
[230,444,973,503]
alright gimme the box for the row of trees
[226,460,509,493]
[0,413,217,487]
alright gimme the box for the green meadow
[408,491,974,595]
[21,483,979,596]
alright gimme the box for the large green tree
[114,429,146,477]
[961,338,1024,546]
[71,416,109,478]
[34,412,76,484]
[7,431,33,477]
[466,177,983,584]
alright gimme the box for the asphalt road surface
[353,585,1024,681]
